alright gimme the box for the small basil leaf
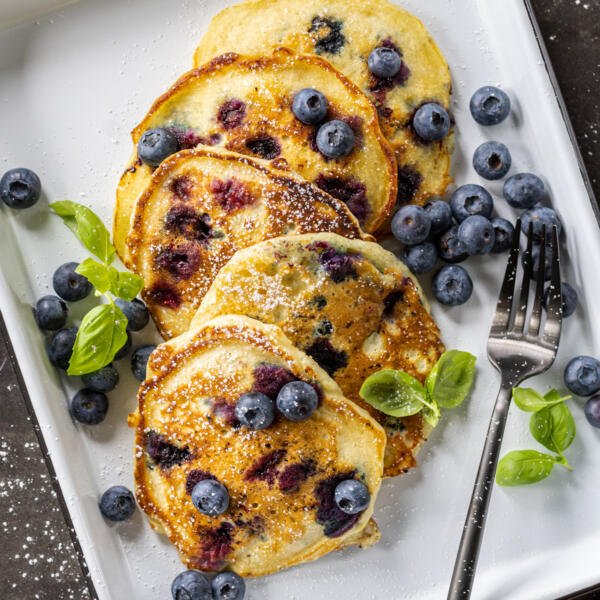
[496,450,558,486]
[425,349,476,408]
[513,387,568,412]
[50,201,115,264]
[75,258,112,294]
[67,303,128,375]
[359,369,427,418]
[108,267,143,301]
[530,402,576,454]
[422,399,441,428]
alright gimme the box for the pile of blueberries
[564,356,600,429]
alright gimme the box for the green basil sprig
[359,350,476,427]
[50,201,143,376]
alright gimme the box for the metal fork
[447,219,563,599]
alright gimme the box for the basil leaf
[513,387,568,412]
[75,258,112,294]
[496,450,558,486]
[108,268,143,302]
[422,399,441,428]
[530,402,576,454]
[67,303,128,375]
[359,369,427,417]
[425,349,476,408]
[50,201,115,265]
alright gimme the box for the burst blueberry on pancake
[191,233,445,476]
[193,0,453,206]
[124,147,367,339]
[130,315,385,576]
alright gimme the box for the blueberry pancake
[192,233,445,476]
[114,49,397,263]
[131,315,386,576]
[125,147,367,339]
[193,0,453,206]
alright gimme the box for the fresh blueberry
[115,298,149,332]
[191,479,230,516]
[292,88,329,125]
[0,168,42,209]
[367,46,402,79]
[490,217,515,253]
[401,242,438,274]
[99,485,136,522]
[543,281,578,318]
[436,226,469,264]
[469,86,511,126]
[131,344,156,381]
[137,127,179,167]
[521,206,562,241]
[276,381,319,422]
[391,205,431,245]
[70,388,109,425]
[52,262,93,302]
[473,141,512,180]
[34,295,68,330]
[457,215,495,256]
[432,265,473,306]
[81,364,119,392]
[316,120,355,159]
[334,479,370,515]
[564,356,600,396]
[450,184,493,222]
[412,103,451,142]
[584,396,600,428]
[171,570,212,600]
[114,330,132,361]
[211,571,246,600]
[528,243,553,280]
[503,173,545,209]
[47,326,78,370]
[424,199,453,235]
[235,392,275,430]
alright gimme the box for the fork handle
[447,383,513,600]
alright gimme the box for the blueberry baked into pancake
[130,315,386,576]
[125,147,367,339]
[191,233,445,476]
[193,0,453,206]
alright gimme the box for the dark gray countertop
[1,1,599,598]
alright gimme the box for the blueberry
[47,326,78,369]
[114,330,132,361]
[191,479,230,516]
[137,127,179,167]
[316,120,355,159]
[436,226,468,264]
[584,396,600,428]
[503,173,545,209]
[292,88,329,125]
[235,392,275,430]
[367,47,402,79]
[0,168,42,209]
[424,199,453,235]
[171,570,212,600]
[70,388,109,425]
[412,103,451,142]
[473,141,512,180]
[115,298,149,332]
[81,364,119,392]
[564,356,600,396]
[450,184,493,222]
[52,262,93,302]
[543,281,578,318]
[99,485,136,522]
[276,381,319,422]
[528,243,553,280]
[432,265,473,306]
[458,215,495,256]
[521,206,562,241]
[490,218,515,254]
[211,571,246,600]
[334,479,370,515]
[401,242,438,275]
[131,344,156,381]
[469,86,511,126]
[391,205,431,245]
[34,295,68,330]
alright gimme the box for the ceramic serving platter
[1,1,599,598]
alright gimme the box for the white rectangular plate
[1,1,599,598]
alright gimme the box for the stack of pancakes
[119,0,449,579]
